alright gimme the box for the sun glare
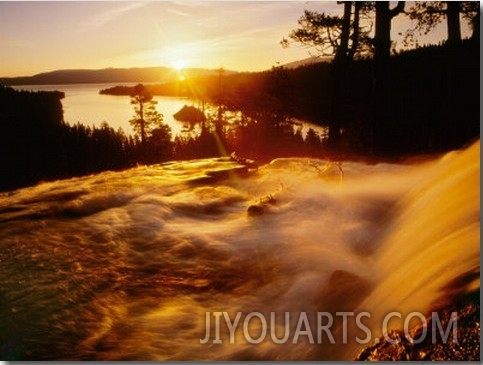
[172,59,187,71]
[170,58,188,80]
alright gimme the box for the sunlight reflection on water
[12,84,328,140]
[12,83,192,136]
[0,142,479,360]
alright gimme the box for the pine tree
[129,84,163,146]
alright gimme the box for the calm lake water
[13,83,327,139]
[13,83,193,136]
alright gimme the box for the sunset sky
[0,1,461,77]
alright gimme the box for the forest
[0,1,479,192]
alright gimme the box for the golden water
[0,141,479,360]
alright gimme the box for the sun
[172,59,187,71]
[171,59,188,80]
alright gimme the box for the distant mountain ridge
[0,57,330,86]
[0,67,229,86]
[281,56,331,69]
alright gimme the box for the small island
[99,82,194,97]
[173,105,206,123]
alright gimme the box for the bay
[13,83,193,136]
[12,83,328,140]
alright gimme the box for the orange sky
[0,1,470,77]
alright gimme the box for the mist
[0,141,479,360]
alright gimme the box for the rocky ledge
[356,301,480,361]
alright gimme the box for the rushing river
[0,141,479,360]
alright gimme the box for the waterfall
[0,141,479,360]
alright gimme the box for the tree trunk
[139,102,145,146]
[446,1,462,45]
[373,1,405,155]
[471,12,480,39]
[375,2,392,65]
[348,1,362,60]
[336,1,352,59]
[375,1,405,64]
[328,1,352,150]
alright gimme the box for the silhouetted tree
[129,83,163,146]
[215,68,225,122]
[282,3,372,60]
[461,2,480,40]
[404,2,479,46]
[305,127,322,154]
[372,2,406,154]
[264,65,293,122]
[374,2,405,64]
[446,1,462,44]
[0,86,143,191]
[145,124,173,163]
[282,2,372,149]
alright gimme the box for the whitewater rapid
[0,141,479,360]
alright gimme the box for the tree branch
[390,1,406,18]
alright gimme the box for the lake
[12,83,328,139]
[13,83,193,136]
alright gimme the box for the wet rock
[247,204,264,216]
[356,301,480,361]
[229,152,258,170]
[247,194,277,217]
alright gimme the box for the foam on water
[0,141,479,360]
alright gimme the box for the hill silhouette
[0,57,324,86]
[0,67,230,86]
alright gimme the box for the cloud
[84,2,150,29]
[166,8,192,17]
